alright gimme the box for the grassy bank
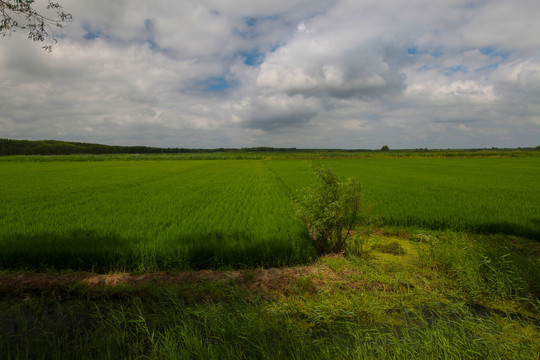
[1,231,538,359]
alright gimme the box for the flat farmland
[268,157,540,239]
[0,160,315,271]
[1,155,539,272]
[1,154,540,359]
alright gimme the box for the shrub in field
[297,163,379,254]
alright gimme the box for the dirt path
[0,255,354,298]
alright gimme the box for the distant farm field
[268,157,540,239]
[1,156,539,271]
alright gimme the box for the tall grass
[1,281,538,359]
[415,233,540,304]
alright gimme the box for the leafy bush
[297,163,379,254]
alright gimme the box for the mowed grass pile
[0,160,315,271]
[268,157,540,239]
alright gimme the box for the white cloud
[233,94,321,130]
[405,80,496,105]
[0,0,538,148]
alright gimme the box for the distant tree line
[240,147,299,152]
[0,139,203,155]
[2,139,537,156]
[0,139,306,156]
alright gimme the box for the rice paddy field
[0,160,315,271]
[1,151,540,359]
[268,156,540,239]
[0,154,539,272]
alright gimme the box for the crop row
[267,157,540,239]
[1,157,538,272]
[0,160,315,271]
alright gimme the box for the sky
[1,0,539,149]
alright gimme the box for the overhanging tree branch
[0,0,72,51]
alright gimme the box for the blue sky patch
[145,19,154,31]
[475,63,499,72]
[238,49,264,66]
[480,46,510,61]
[480,46,496,56]
[200,76,237,92]
[237,15,282,40]
[245,17,259,27]
[406,47,444,59]
[143,19,158,50]
[82,23,100,40]
[244,15,280,28]
[444,65,468,74]
[429,50,444,59]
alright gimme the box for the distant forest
[2,138,538,156]
[0,139,303,155]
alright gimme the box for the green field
[1,153,539,359]
[1,155,539,272]
[268,157,540,239]
[0,160,315,271]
